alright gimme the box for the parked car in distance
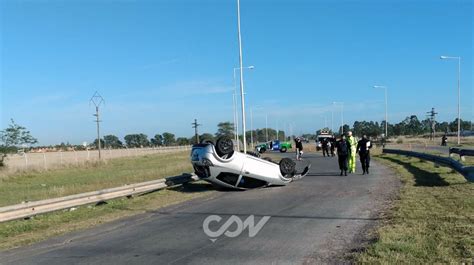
[256,140,292,153]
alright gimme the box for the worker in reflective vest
[346,131,357,173]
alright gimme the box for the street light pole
[233,65,254,151]
[374,85,388,138]
[333,102,344,134]
[232,70,239,149]
[331,106,334,134]
[440,55,462,145]
[236,0,248,153]
[265,113,268,142]
[250,107,254,148]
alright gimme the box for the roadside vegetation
[356,154,473,263]
[0,181,214,250]
[0,151,191,207]
[0,151,216,250]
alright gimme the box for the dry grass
[393,136,474,147]
[0,151,192,207]
[0,151,216,250]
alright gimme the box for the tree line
[332,116,472,138]
[1,116,472,154]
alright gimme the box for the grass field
[0,181,214,250]
[0,151,216,250]
[356,154,474,263]
[393,135,474,147]
[0,151,192,207]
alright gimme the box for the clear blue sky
[1,0,472,145]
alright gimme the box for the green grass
[356,154,474,263]
[0,151,192,207]
[0,151,217,250]
[0,181,214,250]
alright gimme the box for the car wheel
[280,147,287,153]
[215,137,234,158]
[279,158,296,176]
[259,147,266,154]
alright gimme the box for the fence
[4,146,192,171]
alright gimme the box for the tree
[215,122,234,138]
[124,134,149,148]
[0,119,38,147]
[103,135,123,148]
[337,124,351,135]
[199,133,215,143]
[151,134,163,146]
[176,137,190,145]
[92,138,105,148]
[449,118,472,132]
[162,132,176,146]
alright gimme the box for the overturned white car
[191,137,310,190]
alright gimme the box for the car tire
[259,147,266,154]
[280,147,287,153]
[215,137,234,158]
[279,158,296,176]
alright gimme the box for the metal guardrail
[0,173,199,223]
[383,149,474,182]
[449,147,474,161]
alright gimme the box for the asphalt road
[0,151,398,265]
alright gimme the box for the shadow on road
[305,173,341,177]
[380,156,449,187]
[169,181,215,193]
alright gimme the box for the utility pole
[192,119,201,144]
[426,108,438,140]
[90,91,104,159]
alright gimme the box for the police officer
[336,135,349,176]
[322,138,329,157]
[346,131,357,173]
[357,135,372,174]
[330,138,336,157]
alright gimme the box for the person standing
[330,137,336,157]
[336,135,349,176]
[441,134,448,146]
[346,131,357,173]
[357,135,372,174]
[295,137,303,160]
[322,138,329,157]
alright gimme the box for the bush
[396,138,404,144]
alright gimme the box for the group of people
[334,131,372,176]
[321,138,335,157]
[294,132,372,176]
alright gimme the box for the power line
[90,91,104,159]
[191,119,201,144]
[426,107,438,140]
